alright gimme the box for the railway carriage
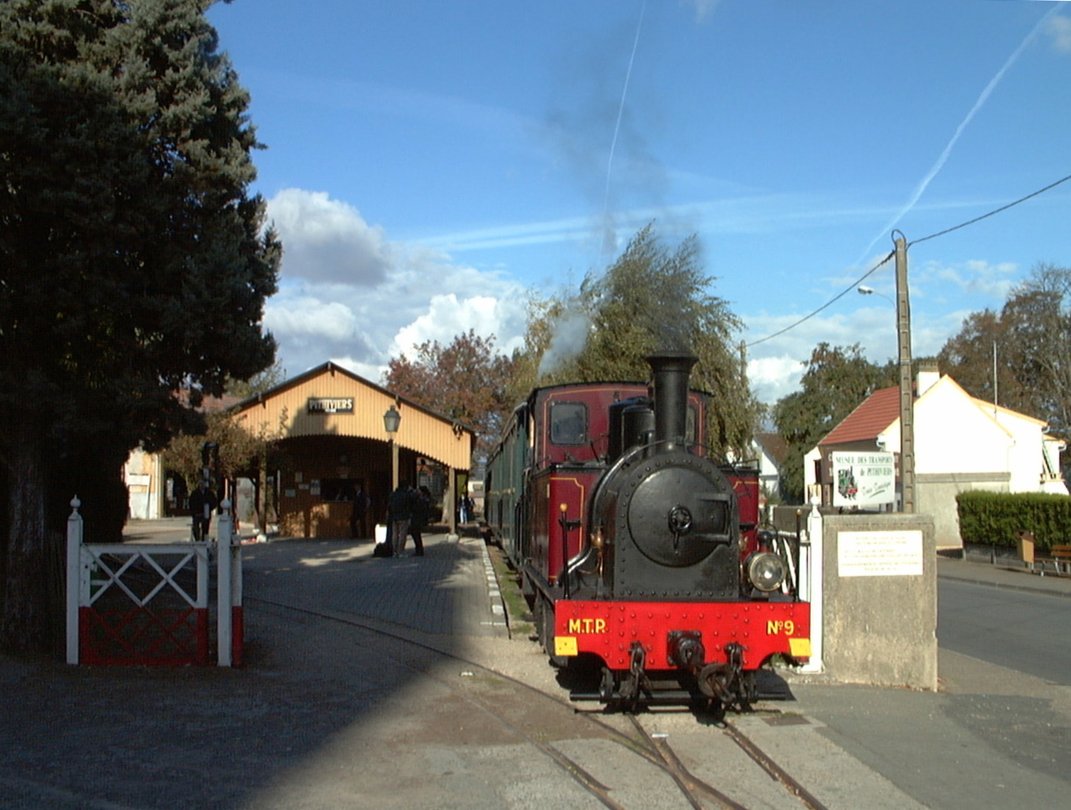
[484,351,810,712]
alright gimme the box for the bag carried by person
[372,522,392,557]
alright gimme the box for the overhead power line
[747,250,894,348]
[745,172,1071,349]
[910,172,1071,246]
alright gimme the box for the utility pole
[992,340,998,411]
[895,233,915,513]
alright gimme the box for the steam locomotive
[484,351,810,712]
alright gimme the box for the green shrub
[956,490,1071,550]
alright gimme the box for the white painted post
[217,498,233,666]
[231,527,244,667]
[799,497,824,674]
[65,496,83,665]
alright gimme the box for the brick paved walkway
[239,530,509,639]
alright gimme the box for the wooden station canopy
[230,361,474,537]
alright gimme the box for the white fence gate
[66,497,243,667]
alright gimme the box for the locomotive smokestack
[647,350,698,450]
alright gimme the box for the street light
[857,285,894,305]
[383,405,401,490]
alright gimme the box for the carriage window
[551,402,588,445]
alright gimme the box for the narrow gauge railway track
[249,595,827,810]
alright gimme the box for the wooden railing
[65,497,242,667]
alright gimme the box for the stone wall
[916,472,1009,550]
[818,513,937,690]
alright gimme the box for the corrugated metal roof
[819,386,899,446]
[230,362,473,471]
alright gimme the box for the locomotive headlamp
[746,551,787,593]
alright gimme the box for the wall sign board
[838,530,924,577]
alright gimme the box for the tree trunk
[1,430,53,653]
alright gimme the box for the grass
[487,544,534,638]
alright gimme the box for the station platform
[238,527,509,640]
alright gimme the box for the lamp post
[857,285,894,305]
[383,405,401,491]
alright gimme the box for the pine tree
[0,0,279,652]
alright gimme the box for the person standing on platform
[388,483,412,557]
[408,486,430,557]
[189,481,217,542]
[350,484,369,539]
[459,493,474,524]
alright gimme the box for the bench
[1050,545,1071,575]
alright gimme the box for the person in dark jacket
[388,483,412,557]
[407,486,430,557]
[189,482,218,542]
[350,485,369,539]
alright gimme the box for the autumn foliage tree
[163,412,263,493]
[384,330,518,463]
[938,264,1071,479]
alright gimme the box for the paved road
[938,577,1071,685]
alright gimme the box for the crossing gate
[65,497,243,667]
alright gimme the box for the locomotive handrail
[766,529,801,595]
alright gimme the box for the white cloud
[389,293,529,360]
[920,258,1018,301]
[1046,15,1071,54]
[267,189,391,285]
[261,188,531,381]
[265,296,359,341]
[748,354,805,404]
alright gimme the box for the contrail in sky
[856,5,1061,264]
[602,0,647,253]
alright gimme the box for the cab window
[551,402,587,445]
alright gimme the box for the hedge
[956,490,1071,550]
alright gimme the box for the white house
[751,432,789,501]
[805,365,1067,548]
[124,446,165,520]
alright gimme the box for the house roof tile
[819,386,899,446]
[755,432,790,464]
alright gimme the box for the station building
[228,362,474,538]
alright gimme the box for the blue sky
[208,0,1071,404]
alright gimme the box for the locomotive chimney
[647,350,697,450]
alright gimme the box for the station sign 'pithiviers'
[307,397,354,414]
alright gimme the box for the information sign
[831,451,895,507]
[838,530,923,577]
